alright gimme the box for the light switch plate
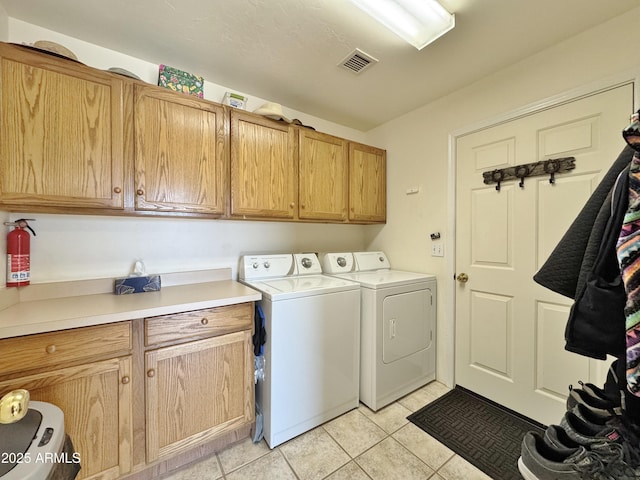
[431,243,444,257]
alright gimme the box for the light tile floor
[161,381,494,480]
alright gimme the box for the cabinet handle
[147,369,156,378]
[121,376,130,384]
[136,189,144,196]
[46,345,56,354]
[113,186,122,194]
[201,318,209,326]
[300,204,306,209]
[289,202,295,208]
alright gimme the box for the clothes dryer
[321,251,436,411]
[239,253,360,447]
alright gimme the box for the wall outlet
[431,243,444,257]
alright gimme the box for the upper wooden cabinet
[133,85,228,215]
[0,42,386,223]
[0,43,125,210]
[349,142,387,223]
[229,110,297,219]
[298,129,349,222]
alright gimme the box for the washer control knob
[264,261,271,269]
[337,257,347,267]
[252,262,259,269]
[301,257,312,269]
[379,256,384,262]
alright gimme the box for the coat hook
[545,159,560,184]
[482,156,575,189]
[516,165,529,188]
[492,170,504,192]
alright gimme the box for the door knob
[456,273,469,283]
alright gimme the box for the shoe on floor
[519,431,615,479]
[579,379,621,406]
[571,402,614,426]
[567,385,622,417]
[559,411,621,447]
[544,424,582,450]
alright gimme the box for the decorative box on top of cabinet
[0,42,125,210]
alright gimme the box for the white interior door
[455,83,634,426]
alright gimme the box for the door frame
[442,69,640,388]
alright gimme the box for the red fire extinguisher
[5,219,36,287]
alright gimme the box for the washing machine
[239,253,360,448]
[321,251,437,411]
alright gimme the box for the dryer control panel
[353,251,391,271]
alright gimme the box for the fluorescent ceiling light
[350,0,455,50]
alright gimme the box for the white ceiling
[1,0,638,131]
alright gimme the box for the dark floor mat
[407,386,545,480]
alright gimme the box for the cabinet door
[230,111,296,218]
[349,142,387,223]
[0,357,133,480]
[145,330,254,462]
[298,129,348,221]
[134,85,228,215]
[0,44,125,209]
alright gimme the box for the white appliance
[239,253,360,448]
[0,401,67,480]
[321,251,437,411]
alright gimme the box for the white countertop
[0,270,262,339]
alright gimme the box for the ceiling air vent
[339,48,378,74]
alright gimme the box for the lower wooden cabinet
[144,330,254,462]
[0,354,133,480]
[0,302,255,479]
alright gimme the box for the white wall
[8,214,365,282]
[0,4,7,40]
[1,20,369,285]
[364,7,640,385]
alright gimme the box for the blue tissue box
[114,275,161,295]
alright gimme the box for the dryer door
[382,289,432,363]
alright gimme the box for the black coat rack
[482,157,576,191]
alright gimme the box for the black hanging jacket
[534,145,634,359]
